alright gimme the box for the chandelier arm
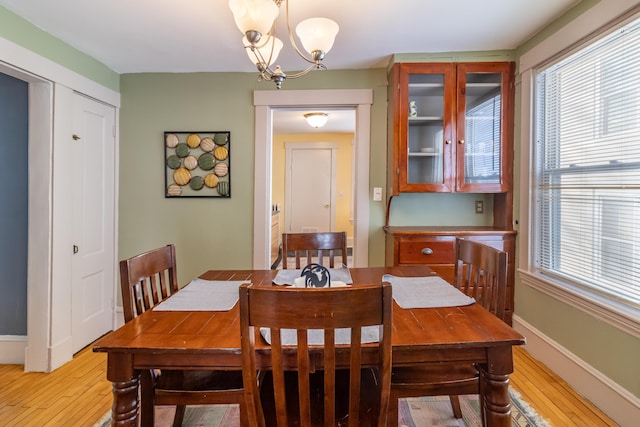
[285,63,327,79]
[245,36,285,82]
[284,0,317,65]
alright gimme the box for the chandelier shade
[228,0,339,89]
[229,0,279,36]
[295,18,339,56]
[304,112,329,128]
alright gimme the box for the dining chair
[387,238,508,426]
[281,231,348,269]
[120,244,248,427]
[239,282,393,427]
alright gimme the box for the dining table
[93,265,525,426]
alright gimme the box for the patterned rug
[95,389,550,426]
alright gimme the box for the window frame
[519,9,640,339]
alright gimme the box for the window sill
[518,269,640,339]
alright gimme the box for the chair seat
[155,370,245,405]
[391,363,478,389]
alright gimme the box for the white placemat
[273,267,353,286]
[382,274,475,309]
[153,278,248,311]
[260,326,380,345]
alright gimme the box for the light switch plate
[373,187,383,201]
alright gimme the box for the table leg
[111,378,139,426]
[479,347,514,427]
[106,353,139,426]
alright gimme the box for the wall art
[164,131,231,198]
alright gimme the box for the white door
[71,94,115,353]
[285,143,337,233]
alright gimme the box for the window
[534,17,640,312]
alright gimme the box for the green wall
[0,6,119,91]
[119,70,389,286]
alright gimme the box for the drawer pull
[421,248,434,255]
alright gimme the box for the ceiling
[0,0,578,133]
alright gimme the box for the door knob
[324,204,330,208]
[73,245,79,254]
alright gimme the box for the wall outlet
[475,200,484,214]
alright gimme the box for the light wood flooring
[0,345,617,426]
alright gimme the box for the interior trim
[519,270,640,339]
[253,89,373,269]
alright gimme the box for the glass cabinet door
[397,63,455,192]
[407,73,446,185]
[456,63,512,192]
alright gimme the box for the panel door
[71,94,115,353]
[285,143,336,233]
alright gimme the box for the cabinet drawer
[398,238,455,264]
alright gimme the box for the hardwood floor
[0,345,617,426]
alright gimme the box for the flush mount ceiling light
[304,112,329,128]
[229,0,339,89]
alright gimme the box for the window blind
[534,17,640,308]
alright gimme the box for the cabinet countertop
[384,226,517,236]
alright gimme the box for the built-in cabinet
[385,62,516,325]
[387,62,514,195]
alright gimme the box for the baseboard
[513,315,640,426]
[49,335,73,371]
[0,335,27,364]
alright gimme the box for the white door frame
[284,142,338,233]
[253,89,372,269]
[0,36,120,371]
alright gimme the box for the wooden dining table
[93,265,525,426]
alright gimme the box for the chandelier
[228,0,339,89]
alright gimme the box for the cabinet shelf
[408,116,443,124]
[408,152,440,157]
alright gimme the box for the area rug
[94,389,550,426]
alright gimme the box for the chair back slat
[453,238,508,321]
[240,283,392,427]
[282,232,348,269]
[120,244,179,322]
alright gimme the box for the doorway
[253,89,373,269]
[0,39,120,370]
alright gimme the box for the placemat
[153,278,248,311]
[260,326,380,346]
[382,274,475,309]
[273,267,353,286]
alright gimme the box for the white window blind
[534,17,640,309]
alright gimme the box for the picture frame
[164,131,231,198]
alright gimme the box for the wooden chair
[387,238,508,426]
[239,282,392,427]
[120,244,247,427]
[281,231,348,269]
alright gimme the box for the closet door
[70,93,116,353]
